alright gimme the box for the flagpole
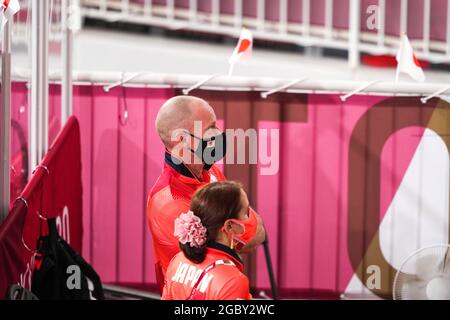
[395,32,405,84]
[228,63,235,77]
[395,67,400,83]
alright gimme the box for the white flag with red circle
[1,0,20,29]
[228,28,253,76]
[395,34,425,82]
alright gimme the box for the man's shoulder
[148,183,190,215]
[147,174,192,226]
[148,165,174,197]
[209,165,227,182]
[148,171,181,200]
[147,163,226,207]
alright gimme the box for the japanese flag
[228,28,253,76]
[1,0,20,28]
[395,33,425,82]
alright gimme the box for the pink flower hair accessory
[174,210,207,248]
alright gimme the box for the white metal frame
[102,71,148,92]
[10,0,450,64]
[182,73,220,95]
[349,0,360,69]
[421,84,450,104]
[0,20,12,223]
[11,0,63,45]
[30,0,50,177]
[9,68,450,99]
[261,78,309,99]
[340,80,382,102]
[61,0,74,125]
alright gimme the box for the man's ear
[177,134,185,147]
[170,128,187,146]
[169,129,189,161]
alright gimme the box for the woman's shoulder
[166,251,186,272]
[209,267,251,300]
[209,262,248,284]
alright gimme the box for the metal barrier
[12,0,64,43]
[11,1,450,65]
[75,0,450,66]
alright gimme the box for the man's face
[186,102,222,165]
[192,102,220,138]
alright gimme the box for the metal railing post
[30,0,49,174]
[349,0,361,70]
[0,19,12,223]
[61,0,73,126]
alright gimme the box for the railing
[7,68,450,100]
[76,0,450,66]
[12,0,80,44]
[11,1,450,66]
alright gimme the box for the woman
[162,181,258,300]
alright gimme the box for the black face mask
[189,132,227,171]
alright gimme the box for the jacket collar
[164,151,195,178]
[164,151,212,184]
[207,241,243,271]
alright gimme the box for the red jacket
[146,153,226,292]
[162,242,252,300]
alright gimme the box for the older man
[146,95,265,292]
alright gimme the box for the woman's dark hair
[180,181,243,264]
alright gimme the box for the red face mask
[225,207,258,250]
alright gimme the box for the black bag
[31,218,104,300]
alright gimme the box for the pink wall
[71,85,174,287]
[6,83,449,298]
[70,87,446,299]
[253,94,434,296]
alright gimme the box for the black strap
[5,284,39,300]
[47,218,58,241]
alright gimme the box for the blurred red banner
[0,116,83,297]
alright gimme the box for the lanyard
[187,259,236,300]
